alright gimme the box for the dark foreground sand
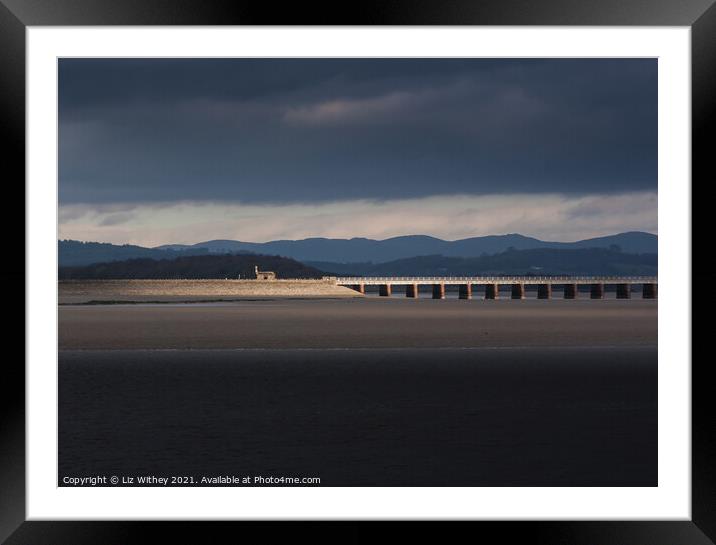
[59,298,657,350]
[59,346,657,486]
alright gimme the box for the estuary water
[59,346,656,487]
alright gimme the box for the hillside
[154,231,657,263]
[308,248,657,277]
[59,240,209,267]
[58,254,326,280]
[61,232,657,268]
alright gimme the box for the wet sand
[59,298,657,350]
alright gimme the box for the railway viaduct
[331,276,658,300]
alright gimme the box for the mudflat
[59,298,657,350]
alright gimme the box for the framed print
[2,0,712,543]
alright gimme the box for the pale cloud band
[59,191,657,248]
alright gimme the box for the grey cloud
[98,211,136,226]
[58,192,658,247]
[59,58,657,206]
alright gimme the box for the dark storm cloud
[58,58,657,205]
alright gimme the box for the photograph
[0,0,709,535]
[57,57,659,488]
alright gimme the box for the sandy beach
[59,298,657,350]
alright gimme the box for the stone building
[254,265,276,280]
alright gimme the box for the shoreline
[59,344,658,352]
[59,296,359,305]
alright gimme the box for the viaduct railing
[333,276,657,285]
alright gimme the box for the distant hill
[58,253,326,280]
[58,245,657,279]
[154,231,657,263]
[310,248,657,277]
[61,232,657,268]
[58,255,325,280]
[59,239,210,267]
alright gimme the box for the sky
[58,58,657,246]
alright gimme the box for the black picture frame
[2,1,710,543]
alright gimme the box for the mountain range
[58,246,657,279]
[60,231,657,268]
[158,231,656,263]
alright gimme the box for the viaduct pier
[332,276,658,300]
